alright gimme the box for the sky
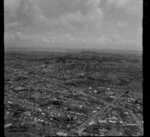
[4,0,143,51]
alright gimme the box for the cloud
[109,34,125,44]
[5,0,44,27]
[4,0,103,31]
[61,10,103,31]
[126,0,143,16]
[4,0,21,16]
[5,30,137,46]
[108,0,131,8]
[60,0,103,31]
[4,0,142,51]
[82,0,101,14]
[108,0,142,16]
[5,31,142,51]
[117,22,128,27]
[136,21,142,46]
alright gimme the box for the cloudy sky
[4,0,143,51]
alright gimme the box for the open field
[4,51,143,136]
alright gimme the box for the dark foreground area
[4,51,143,136]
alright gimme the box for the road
[77,90,130,133]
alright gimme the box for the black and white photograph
[4,0,143,136]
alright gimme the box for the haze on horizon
[4,0,143,51]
